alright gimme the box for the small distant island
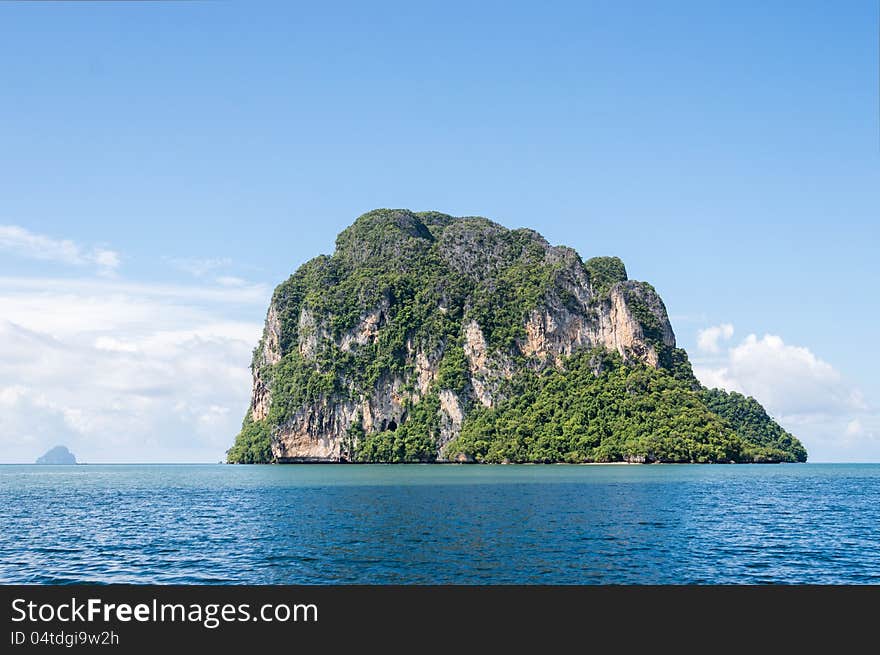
[229,209,807,465]
[36,445,77,465]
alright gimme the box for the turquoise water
[1,463,878,584]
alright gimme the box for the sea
[1,463,878,584]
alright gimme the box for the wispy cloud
[164,256,232,278]
[0,277,269,307]
[846,419,863,436]
[162,256,262,290]
[215,275,248,288]
[0,225,120,274]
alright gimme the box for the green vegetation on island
[445,350,806,463]
[228,209,807,465]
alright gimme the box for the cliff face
[228,209,806,464]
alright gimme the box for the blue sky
[0,1,877,462]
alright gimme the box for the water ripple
[1,463,879,584]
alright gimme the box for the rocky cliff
[228,209,806,464]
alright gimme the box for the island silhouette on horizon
[36,445,77,465]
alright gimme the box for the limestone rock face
[250,303,281,422]
[238,209,677,462]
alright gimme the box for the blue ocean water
[1,463,878,584]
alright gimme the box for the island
[228,209,807,464]
[36,445,77,465]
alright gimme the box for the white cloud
[92,248,121,270]
[696,323,734,353]
[0,277,268,463]
[693,330,877,461]
[215,275,248,287]
[0,225,120,273]
[845,420,863,436]
[694,333,862,416]
[164,258,260,293]
[0,382,79,463]
[0,276,268,311]
[165,256,232,278]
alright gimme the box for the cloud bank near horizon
[0,227,268,463]
[693,325,876,461]
[0,280,265,463]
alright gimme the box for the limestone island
[36,445,77,465]
[228,209,807,465]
